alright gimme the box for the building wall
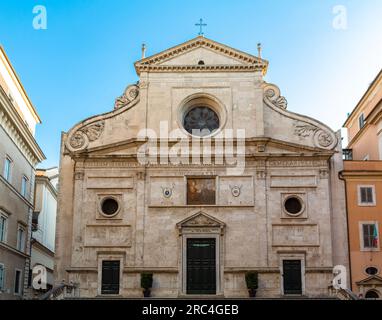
[28,169,57,297]
[0,126,34,300]
[33,175,57,252]
[56,38,347,298]
[343,161,382,296]
[0,47,45,300]
[346,74,382,143]
[350,125,379,160]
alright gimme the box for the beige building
[30,167,58,297]
[56,37,348,298]
[0,46,45,299]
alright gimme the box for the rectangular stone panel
[272,224,319,247]
[86,176,134,189]
[84,225,132,247]
[149,176,185,206]
[218,176,254,206]
[270,175,317,188]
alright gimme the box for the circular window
[101,198,119,216]
[365,267,379,276]
[284,196,304,215]
[183,106,220,137]
[365,290,379,299]
[198,60,205,65]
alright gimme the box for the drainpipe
[338,170,353,291]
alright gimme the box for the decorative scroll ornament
[114,84,140,109]
[294,124,317,138]
[69,121,105,150]
[294,124,336,149]
[264,85,288,110]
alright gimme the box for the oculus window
[183,106,219,137]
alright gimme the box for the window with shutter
[362,224,378,249]
[359,186,375,205]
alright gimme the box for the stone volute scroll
[68,121,105,150]
[114,84,140,109]
[263,83,338,150]
[65,82,140,153]
[263,83,288,110]
[294,123,337,149]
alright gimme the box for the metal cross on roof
[195,18,207,36]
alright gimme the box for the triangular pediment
[356,275,382,285]
[135,36,268,75]
[177,212,225,228]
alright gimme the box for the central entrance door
[283,260,302,295]
[186,238,216,294]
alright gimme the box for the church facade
[55,37,349,298]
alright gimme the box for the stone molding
[0,89,45,165]
[134,36,268,75]
[177,211,225,236]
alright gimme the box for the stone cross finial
[195,18,207,36]
[142,43,146,59]
[257,43,262,58]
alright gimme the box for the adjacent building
[30,167,58,297]
[0,46,45,299]
[341,70,382,299]
[56,36,349,298]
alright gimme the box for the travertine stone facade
[55,37,348,298]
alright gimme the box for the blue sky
[1,0,382,167]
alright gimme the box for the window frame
[365,266,379,276]
[357,185,376,206]
[359,221,380,251]
[97,254,124,296]
[359,113,365,129]
[0,212,8,243]
[14,268,22,296]
[16,224,26,253]
[3,156,12,182]
[21,175,28,197]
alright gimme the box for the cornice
[0,87,45,165]
[0,46,41,123]
[35,175,58,199]
[31,239,55,257]
[343,69,382,127]
[67,136,334,159]
[135,64,265,74]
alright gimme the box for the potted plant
[245,271,258,298]
[141,273,153,297]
